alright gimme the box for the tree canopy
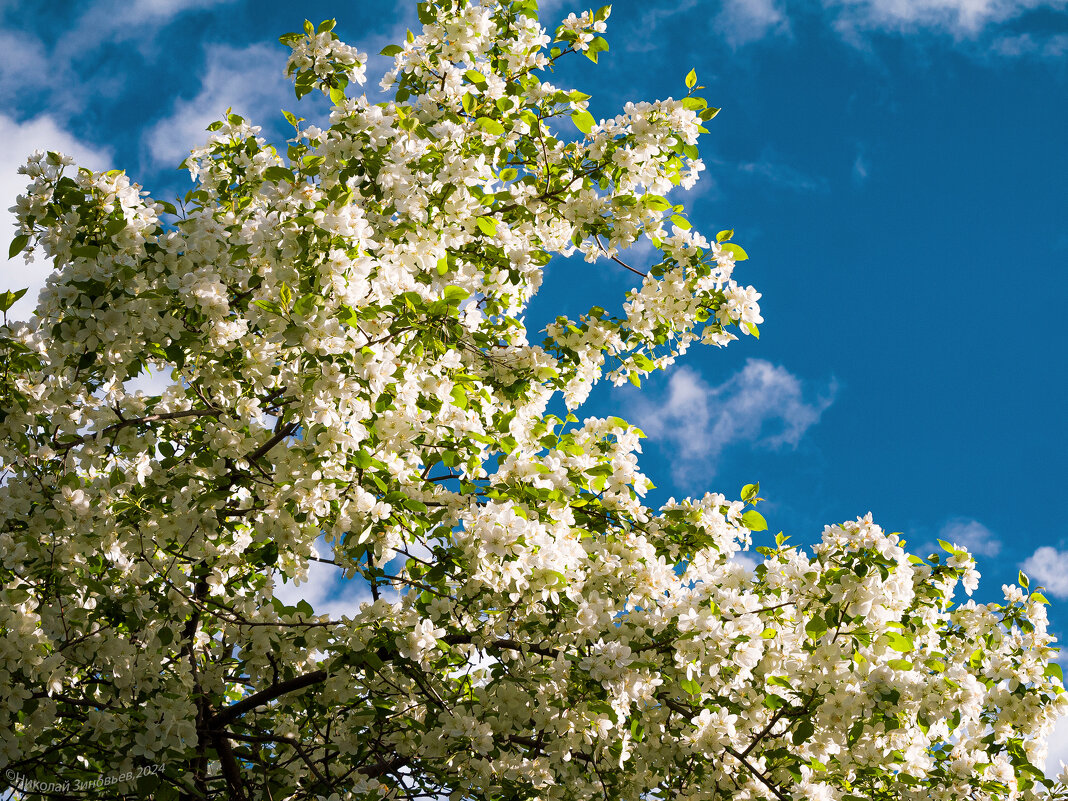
[1,1,1065,799]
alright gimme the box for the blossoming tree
[1,1,1065,799]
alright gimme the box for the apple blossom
[0,1,1064,800]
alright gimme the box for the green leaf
[263,166,294,183]
[476,216,497,236]
[792,719,814,746]
[680,678,701,696]
[1045,663,1064,682]
[632,352,655,371]
[643,194,672,211]
[1018,570,1029,590]
[716,229,733,243]
[443,286,469,305]
[764,693,787,710]
[741,482,759,502]
[1031,592,1050,605]
[883,631,914,653]
[685,69,697,89]
[476,117,505,136]
[317,18,336,33]
[380,44,403,56]
[0,288,28,313]
[888,659,913,671]
[741,509,767,532]
[805,616,828,640]
[937,538,958,554]
[8,234,30,259]
[585,36,609,63]
[499,167,518,181]
[465,69,486,84]
[721,243,748,261]
[279,282,293,310]
[293,294,317,317]
[669,214,691,230]
[571,110,595,135]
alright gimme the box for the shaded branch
[210,670,328,727]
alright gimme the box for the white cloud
[0,114,111,321]
[990,31,1068,56]
[119,0,236,25]
[272,538,390,620]
[733,552,760,572]
[716,0,791,46]
[0,0,240,121]
[825,0,1063,38]
[622,0,700,51]
[60,0,239,51]
[532,0,573,23]
[1021,546,1068,598]
[852,153,870,184]
[124,364,178,397]
[936,518,1001,557]
[1042,710,1068,774]
[706,0,1067,49]
[144,43,290,168]
[0,29,49,101]
[737,159,828,193]
[628,360,836,484]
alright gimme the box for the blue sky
[1,0,1066,757]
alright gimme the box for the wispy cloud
[0,114,111,320]
[707,0,1068,52]
[738,159,829,193]
[716,0,791,47]
[533,0,575,24]
[623,0,700,51]
[852,152,870,184]
[144,43,291,168]
[989,31,1068,56]
[0,29,49,104]
[59,0,240,51]
[825,0,1063,39]
[1021,546,1068,598]
[627,360,837,485]
[0,0,241,121]
[937,517,1001,557]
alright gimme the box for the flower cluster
[0,1,1062,800]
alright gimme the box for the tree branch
[54,407,221,450]
[209,670,328,727]
[724,745,791,801]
